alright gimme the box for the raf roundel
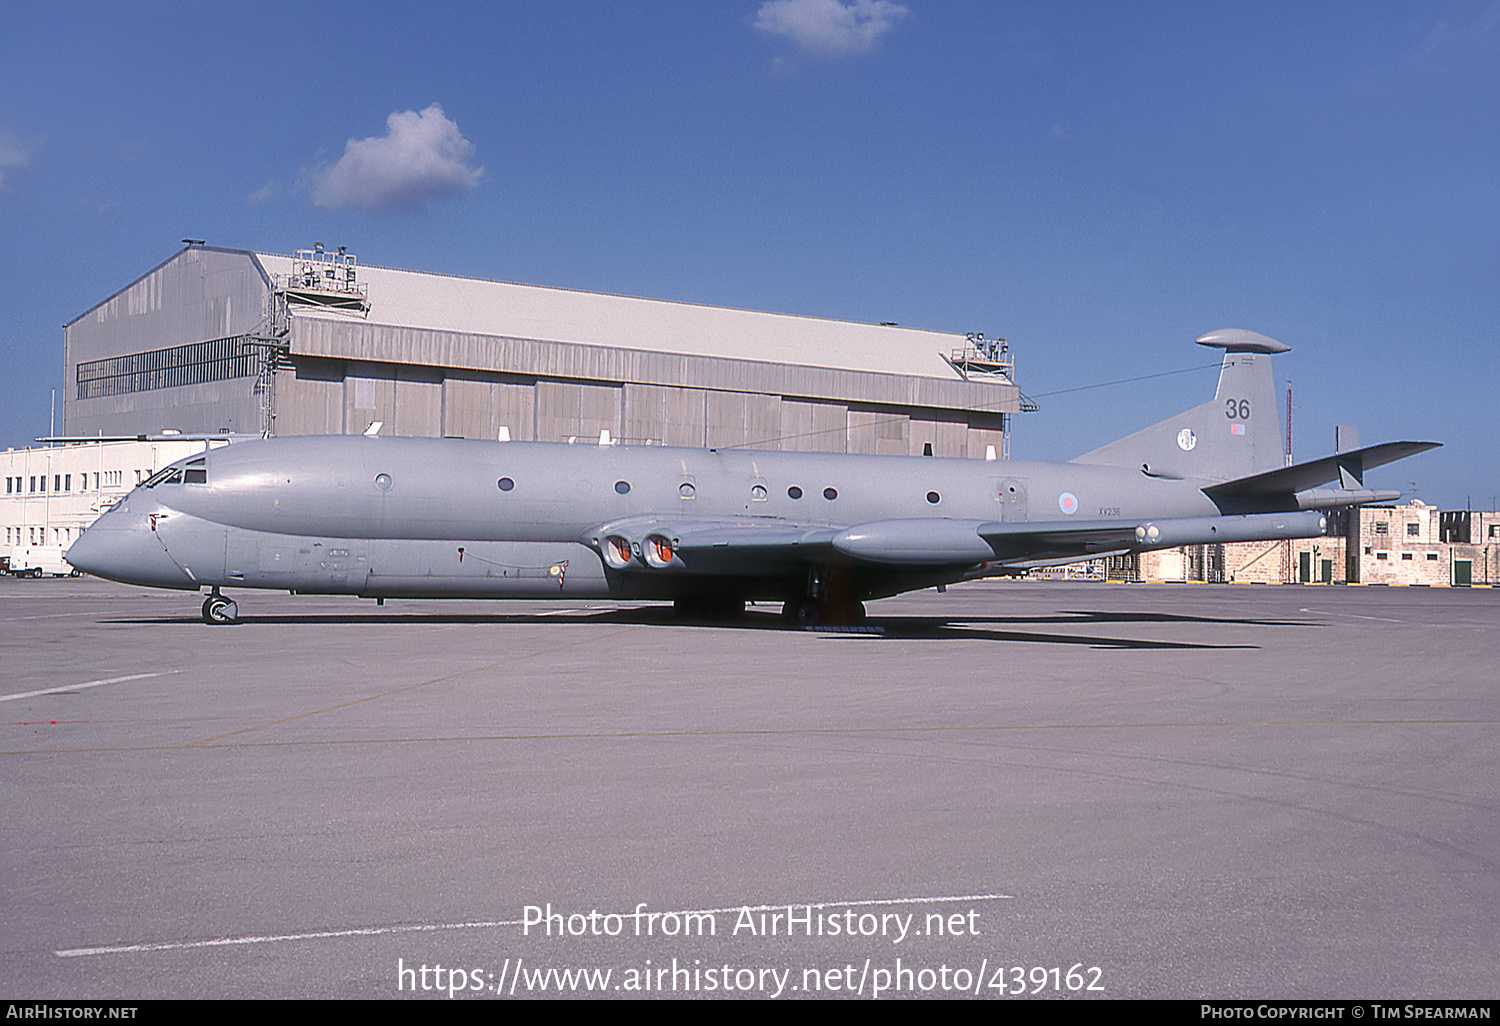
[1058,492,1079,515]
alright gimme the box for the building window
[64,474,71,491]
[1376,552,1388,560]
[75,335,264,399]
[1401,552,1413,560]
[1427,553,1438,561]
[1374,522,1388,535]
[1407,523,1420,536]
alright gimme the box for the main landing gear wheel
[782,598,865,627]
[201,594,239,625]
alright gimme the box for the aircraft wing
[1203,441,1442,500]
[593,510,1326,574]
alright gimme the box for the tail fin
[1071,328,1287,483]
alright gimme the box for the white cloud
[246,181,279,206]
[1411,20,1454,65]
[0,129,35,192]
[754,0,909,55]
[311,104,482,213]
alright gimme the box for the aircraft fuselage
[68,434,1229,603]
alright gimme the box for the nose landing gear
[201,589,239,625]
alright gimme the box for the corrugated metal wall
[65,247,1019,457]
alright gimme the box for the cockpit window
[143,457,207,488]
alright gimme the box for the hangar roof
[252,251,971,383]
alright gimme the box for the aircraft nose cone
[66,520,196,589]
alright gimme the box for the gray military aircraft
[65,329,1438,625]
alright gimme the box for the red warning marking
[15,721,89,726]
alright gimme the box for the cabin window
[497,477,514,491]
[751,484,767,501]
[787,486,802,499]
[679,482,695,499]
[823,487,838,501]
[614,481,631,495]
[926,491,941,504]
[374,473,393,491]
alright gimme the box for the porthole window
[374,473,393,491]
[787,485,803,499]
[615,480,631,495]
[823,487,838,501]
[751,484,767,500]
[679,482,695,498]
[927,491,941,504]
[497,477,515,492]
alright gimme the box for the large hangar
[64,244,1021,456]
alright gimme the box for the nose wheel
[201,592,239,625]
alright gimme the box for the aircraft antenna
[1286,381,1293,466]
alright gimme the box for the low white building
[2,437,225,574]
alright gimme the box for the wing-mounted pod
[831,519,996,565]
[1132,511,1327,550]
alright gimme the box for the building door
[1320,559,1333,584]
[1298,551,1311,583]
[1453,560,1472,587]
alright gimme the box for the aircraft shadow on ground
[104,604,1302,649]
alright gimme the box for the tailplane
[1071,328,1287,483]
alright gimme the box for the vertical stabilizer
[1071,329,1288,483]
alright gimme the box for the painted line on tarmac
[55,892,1013,957]
[0,672,174,703]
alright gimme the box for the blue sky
[2,1,1495,507]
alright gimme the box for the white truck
[4,545,79,578]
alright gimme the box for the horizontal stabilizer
[1204,441,1441,500]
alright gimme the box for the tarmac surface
[2,575,1496,1000]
